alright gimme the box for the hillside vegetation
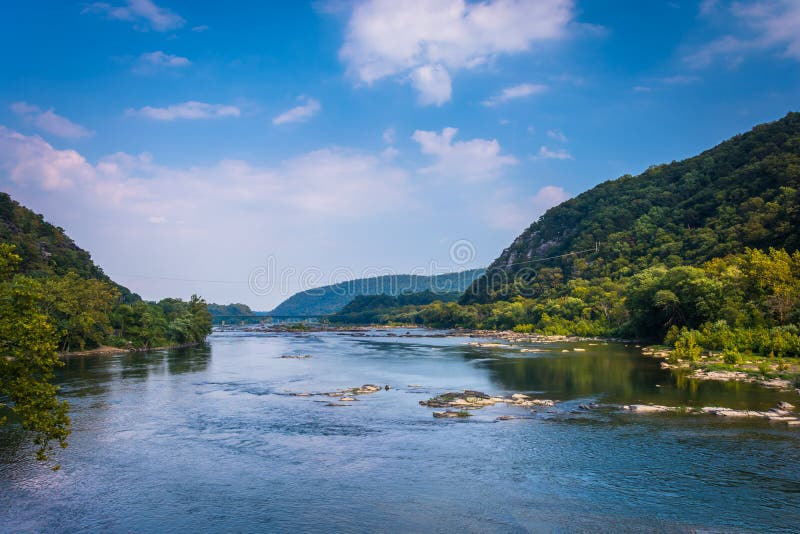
[1,196,213,460]
[378,113,800,359]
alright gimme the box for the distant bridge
[213,314,326,325]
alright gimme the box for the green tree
[0,244,70,463]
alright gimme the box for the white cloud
[482,83,547,106]
[126,101,241,120]
[409,64,452,106]
[412,127,517,182]
[0,126,93,190]
[486,185,570,230]
[535,145,572,160]
[272,97,322,125]
[135,51,191,73]
[10,102,93,139]
[340,0,574,104]
[381,146,399,160]
[191,25,209,32]
[0,125,408,219]
[546,129,567,143]
[531,185,569,213]
[685,0,800,67]
[82,0,185,32]
[382,128,395,144]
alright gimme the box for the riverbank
[59,341,205,358]
[642,346,800,391]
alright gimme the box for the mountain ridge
[270,269,485,316]
[464,111,800,303]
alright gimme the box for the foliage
[1,235,213,462]
[328,290,461,324]
[464,112,800,304]
[0,245,69,463]
[0,192,138,302]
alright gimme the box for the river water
[2,328,799,532]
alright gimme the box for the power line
[108,244,601,285]
[494,242,600,269]
[108,273,249,284]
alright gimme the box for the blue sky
[1,0,798,308]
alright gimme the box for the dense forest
[0,196,213,461]
[366,113,800,357]
[328,290,461,324]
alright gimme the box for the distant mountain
[0,192,137,301]
[463,112,800,303]
[270,269,485,316]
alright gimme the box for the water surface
[1,329,799,532]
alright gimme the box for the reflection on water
[1,330,798,532]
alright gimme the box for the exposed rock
[339,397,357,402]
[351,384,382,395]
[420,390,556,410]
[623,404,674,413]
[384,384,391,390]
[778,401,795,411]
[760,378,792,389]
[433,410,471,418]
[325,402,350,407]
[280,354,312,359]
[701,407,769,418]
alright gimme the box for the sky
[0,0,798,309]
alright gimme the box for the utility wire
[107,244,601,285]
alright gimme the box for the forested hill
[464,112,800,304]
[271,269,485,316]
[0,192,137,301]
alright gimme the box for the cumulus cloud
[82,0,185,32]
[487,185,570,230]
[531,184,569,213]
[685,0,800,67]
[126,101,241,120]
[340,0,574,104]
[409,64,452,106]
[10,102,93,139]
[482,83,547,106]
[0,125,408,220]
[272,97,322,125]
[134,51,191,73]
[412,127,517,182]
[535,145,572,160]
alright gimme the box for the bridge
[213,314,326,326]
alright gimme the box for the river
[1,328,799,532]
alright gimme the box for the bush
[722,349,743,365]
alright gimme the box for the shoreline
[641,346,800,391]
[59,341,205,359]
[215,323,800,392]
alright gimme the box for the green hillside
[0,192,137,301]
[270,269,485,316]
[463,112,800,304]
